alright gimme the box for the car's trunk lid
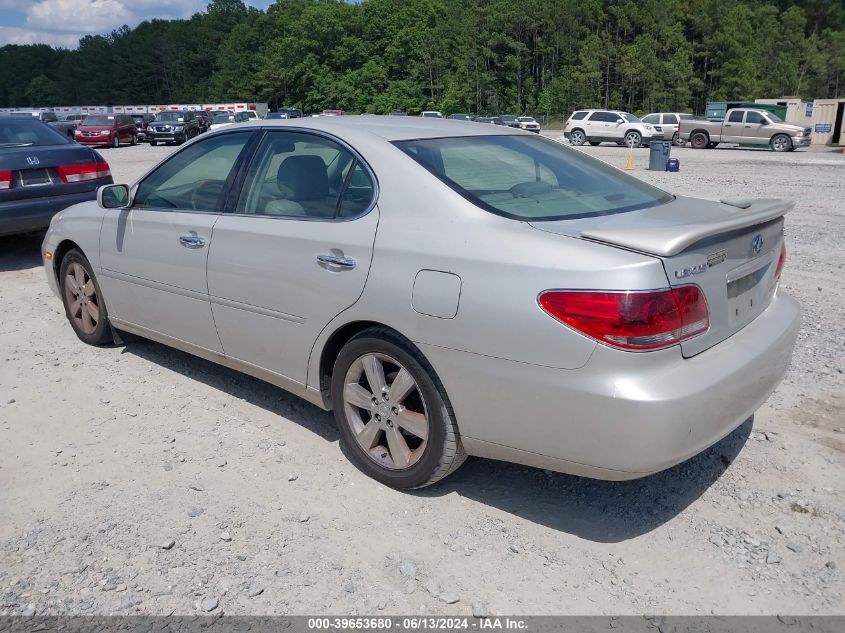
[529,196,791,357]
[0,144,103,202]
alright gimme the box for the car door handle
[178,233,207,249]
[317,254,356,269]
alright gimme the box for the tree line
[1,0,843,117]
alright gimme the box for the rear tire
[690,132,709,149]
[588,141,601,146]
[568,129,586,146]
[59,249,113,346]
[330,328,466,489]
[770,134,792,152]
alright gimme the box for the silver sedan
[42,117,800,488]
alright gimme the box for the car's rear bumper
[422,291,800,480]
[0,188,102,237]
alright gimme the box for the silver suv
[642,112,694,146]
[564,110,662,148]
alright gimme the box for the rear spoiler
[581,198,794,257]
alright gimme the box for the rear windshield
[0,118,70,147]
[394,135,672,221]
[83,116,115,126]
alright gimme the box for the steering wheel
[190,179,224,210]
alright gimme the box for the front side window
[238,131,375,219]
[395,135,672,221]
[746,111,766,124]
[590,112,616,122]
[134,132,252,212]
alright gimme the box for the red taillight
[0,170,11,190]
[539,286,710,351]
[55,161,111,183]
[773,242,786,285]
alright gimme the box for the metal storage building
[809,99,845,145]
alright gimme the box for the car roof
[216,115,527,142]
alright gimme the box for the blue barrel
[648,140,672,171]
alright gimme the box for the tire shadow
[0,232,45,272]
[120,335,750,543]
[415,418,752,542]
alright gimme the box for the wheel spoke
[344,383,375,410]
[362,355,387,395]
[66,274,80,294]
[74,265,85,289]
[71,298,83,318]
[81,304,94,332]
[395,409,427,439]
[84,300,99,323]
[388,368,415,404]
[83,280,96,297]
[385,426,411,469]
[356,420,382,450]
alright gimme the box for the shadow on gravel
[117,336,750,543]
[0,232,44,272]
[123,339,339,444]
[417,418,752,543]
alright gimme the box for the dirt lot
[1,139,843,617]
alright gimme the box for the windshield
[82,116,115,126]
[213,115,232,123]
[0,118,70,147]
[157,112,185,122]
[622,113,641,123]
[518,117,536,122]
[394,135,672,221]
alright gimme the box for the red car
[74,114,137,148]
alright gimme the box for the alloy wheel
[63,262,100,335]
[342,353,429,470]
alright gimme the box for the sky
[0,0,276,48]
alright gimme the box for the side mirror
[98,184,130,209]
[616,118,624,124]
[760,119,769,125]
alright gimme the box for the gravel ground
[0,139,843,617]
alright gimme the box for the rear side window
[728,110,744,123]
[238,131,375,220]
[395,135,672,221]
[570,111,587,120]
[0,119,70,147]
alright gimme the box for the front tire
[672,132,685,146]
[568,129,586,146]
[771,134,792,152]
[59,249,113,346]
[331,329,466,489]
[130,134,137,146]
[150,139,158,146]
[112,135,119,149]
[624,131,642,148]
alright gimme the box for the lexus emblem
[26,156,40,166]
[751,235,763,255]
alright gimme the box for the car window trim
[130,129,258,215]
[226,127,379,223]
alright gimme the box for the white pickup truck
[680,108,811,152]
